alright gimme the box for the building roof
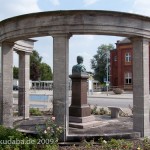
[117,38,131,44]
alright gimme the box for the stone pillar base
[69,104,91,117]
[69,116,103,129]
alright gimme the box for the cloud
[83,35,95,40]
[69,35,97,73]
[0,0,41,20]
[132,0,150,16]
[73,35,95,41]
[13,52,19,67]
[83,0,99,6]
[49,0,60,6]
[33,36,53,70]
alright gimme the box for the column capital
[129,36,150,42]
[17,50,32,55]
[52,33,72,39]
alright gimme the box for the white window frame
[124,72,132,84]
[114,56,117,61]
[125,53,131,62]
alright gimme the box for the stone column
[0,43,2,125]
[53,34,70,141]
[131,37,150,137]
[0,42,14,127]
[0,43,3,125]
[18,51,30,119]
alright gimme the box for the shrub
[143,137,150,150]
[29,108,43,116]
[0,118,62,150]
[0,125,23,141]
[91,105,109,115]
[44,144,58,150]
[36,116,63,145]
[81,139,94,149]
[0,125,38,150]
[91,105,98,115]
[99,107,108,115]
[100,138,133,150]
[113,88,123,94]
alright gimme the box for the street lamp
[106,51,109,96]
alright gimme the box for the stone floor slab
[69,120,107,129]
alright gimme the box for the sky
[0,0,150,73]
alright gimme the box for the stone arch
[0,10,150,140]
[0,10,150,41]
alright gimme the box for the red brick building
[110,38,150,90]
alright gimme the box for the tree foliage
[13,50,52,81]
[91,44,114,83]
[13,66,19,79]
[30,50,42,81]
[30,50,53,81]
[40,62,52,81]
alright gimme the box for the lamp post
[106,51,109,96]
[100,50,110,95]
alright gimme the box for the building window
[125,53,131,62]
[124,72,132,84]
[114,56,117,61]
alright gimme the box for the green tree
[30,50,42,81]
[13,66,19,79]
[13,50,52,81]
[91,44,114,83]
[40,62,52,80]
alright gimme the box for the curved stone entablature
[14,39,36,53]
[0,10,150,42]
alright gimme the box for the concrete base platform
[69,120,106,129]
[69,115,95,123]
[69,115,134,136]
[13,115,141,140]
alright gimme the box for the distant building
[110,38,150,90]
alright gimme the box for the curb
[88,96,132,99]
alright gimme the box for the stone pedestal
[69,73,96,128]
[69,73,90,117]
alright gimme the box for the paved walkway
[88,91,133,99]
[14,90,133,99]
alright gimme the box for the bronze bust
[72,56,86,74]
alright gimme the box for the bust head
[77,56,83,64]
[72,56,86,74]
